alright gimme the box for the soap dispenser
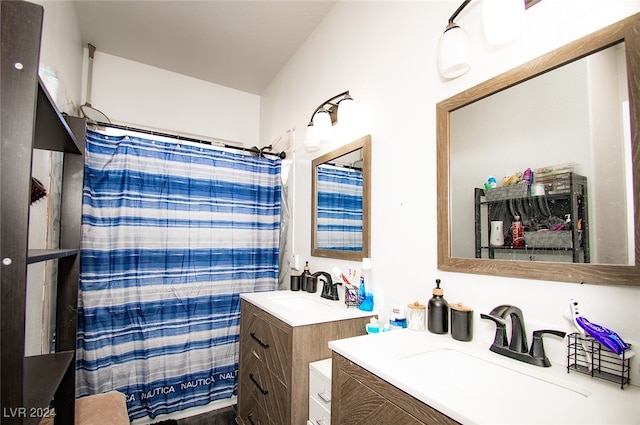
[302,261,311,292]
[428,279,449,334]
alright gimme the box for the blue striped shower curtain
[316,164,363,251]
[76,129,281,419]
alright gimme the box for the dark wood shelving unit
[23,351,75,425]
[474,173,589,263]
[34,78,81,154]
[27,249,79,264]
[1,1,86,424]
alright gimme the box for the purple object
[575,316,629,355]
[523,168,533,185]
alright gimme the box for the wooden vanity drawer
[237,391,273,425]
[239,360,288,425]
[241,301,292,386]
[331,353,459,425]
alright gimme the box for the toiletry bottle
[427,279,449,334]
[358,258,374,312]
[523,168,533,189]
[511,215,524,248]
[302,261,311,292]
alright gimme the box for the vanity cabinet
[1,1,85,424]
[474,173,589,263]
[331,353,458,425]
[237,299,370,425]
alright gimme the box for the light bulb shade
[437,25,471,79]
[313,110,332,143]
[482,0,525,45]
[337,97,356,126]
[304,124,320,151]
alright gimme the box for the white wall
[35,1,261,149]
[89,53,260,147]
[260,0,640,384]
[36,0,84,114]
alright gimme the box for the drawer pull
[250,332,270,348]
[249,373,269,395]
[317,389,331,403]
[247,413,257,425]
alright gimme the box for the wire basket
[344,285,360,308]
[566,332,632,389]
[484,184,529,202]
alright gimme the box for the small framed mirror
[311,135,371,260]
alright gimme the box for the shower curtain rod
[89,121,286,159]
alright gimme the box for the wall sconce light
[437,0,536,80]
[304,90,355,151]
[437,0,472,79]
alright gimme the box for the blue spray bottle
[358,258,374,312]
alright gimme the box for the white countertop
[240,290,374,327]
[329,329,640,425]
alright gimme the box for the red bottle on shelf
[512,216,524,248]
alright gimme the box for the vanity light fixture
[304,90,355,151]
[437,0,539,79]
[437,0,472,79]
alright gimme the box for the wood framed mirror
[436,13,640,286]
[311,135,371,260]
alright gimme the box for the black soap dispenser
[302,261,312,292]
[428,279,449,334]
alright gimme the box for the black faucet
[312,271,341,301]
[481,304,566,367]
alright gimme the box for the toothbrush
[332,266,352,286]
[566,299,592,370]
[568,299,634,359]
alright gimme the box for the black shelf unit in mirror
[1,1,86,424]
[474,173,589,263]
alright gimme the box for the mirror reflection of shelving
[474,173,589,263]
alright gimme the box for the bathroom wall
[260,0,640,382]
[32,1,260,148]
[88,53,260,147]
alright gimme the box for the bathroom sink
[267,294,339,311]
[397,346,591,402]
[241,291,373,327]
[328,328,640,425]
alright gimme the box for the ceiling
[73,1,337,95]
